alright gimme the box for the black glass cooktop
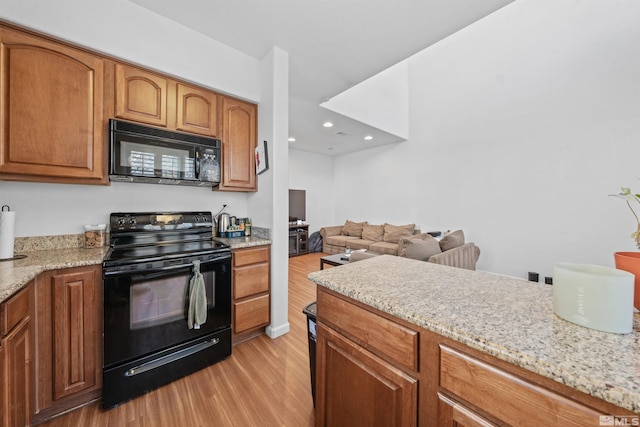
[104,211,229,268]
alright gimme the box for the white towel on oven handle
[188,260,207,329]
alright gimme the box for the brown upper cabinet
[114,63,219,138]
[114,64,168,128]
[0,26,106,184]
[0,22,257,190]
[175,83,219,137]
[218,97,257,191]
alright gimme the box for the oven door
[103,252,231,368]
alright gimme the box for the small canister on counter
[84,224,107,248]
[244,218,251,236]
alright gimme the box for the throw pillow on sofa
[399,235,442,261]
[382,223,415,243]
[361,224,384,241]
[341,220,367,237]
[439,230,465,251]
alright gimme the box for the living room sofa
[320,221,422,255]
[321,222,481,270]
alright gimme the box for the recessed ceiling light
[364,135,373,141]
[323,121,333,128]
[288,137,296,142]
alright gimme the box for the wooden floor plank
[38,252,325,427]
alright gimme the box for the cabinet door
[0,27,105,182]
[176,83,218,137]
[219,96,257,191]
[297,229,309,255]
[2,318,31,427]
[36,266,102,414]
[316,324,418,427]
[115,63,168,127]
[0,343,3,425]
[51,268,98,400]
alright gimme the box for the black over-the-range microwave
[109,119,222,187]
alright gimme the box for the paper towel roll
[0,210,16,259]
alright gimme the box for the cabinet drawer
[234,294,270,334]
[234,263,269,299]
[1,285,30,336]
[233,246,269,267]
[438,393,497,427]
[318,290,418,372]
[439,345,604,426]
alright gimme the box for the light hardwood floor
[39,252,325,427]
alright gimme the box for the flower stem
[626,199,640,226]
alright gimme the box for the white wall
[0,0,263,236]
[321,61,409,139]
[332,0,640,279]
[0,0,260,100]
[0,181,248,236]
[257,47,291,339]
[288,149,335,234]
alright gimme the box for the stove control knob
[128,218,137,228]
[116,217,126,228]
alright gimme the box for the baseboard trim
[266,322,290,339]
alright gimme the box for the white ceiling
[131,0,514,156]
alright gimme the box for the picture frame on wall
[255,140,269,175]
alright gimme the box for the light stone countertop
[308,254,640,414]
[0,236,271,304]
[0,247,108,303]
[213,235,272,249]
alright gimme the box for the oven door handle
[104,263,190,278]
[103,255,229,278]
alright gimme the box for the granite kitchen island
[308,255,639,426]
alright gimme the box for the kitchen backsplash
[14,234,87,252]
[250,226,270,239]
[14,226,271,253]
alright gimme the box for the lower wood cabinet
[438,345,604,426]
[316,289,419,427]
[0,282,34,427]
[437,393,497,427]
[317,324,418,427]
[316,287,636,427]
[34,265,102,422]
[232,245,270,342]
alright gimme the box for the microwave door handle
[195,149,201,180]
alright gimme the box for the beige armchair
[349,231,481,271]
